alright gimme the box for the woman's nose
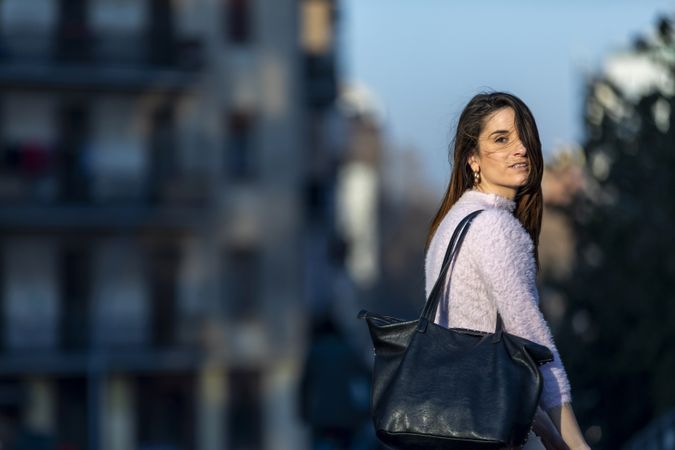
[516,140,527,156]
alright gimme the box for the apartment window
[60,246,90,351]
[57,0,90,62]
[223,246,259,320]
[137,374,195,450]
[56,377,88,450]
[148,0,176,65]
[147,105,177,202]
[225,0,252,44]
[228,369,262,450]
[4,242,59,351]
[147,246,180,348]
[57,103,90,202]
[0,245,4,352]
[226,110,256,180]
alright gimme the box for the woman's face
[468,106,529,200]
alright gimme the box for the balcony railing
[0,141,214,229]
[0,30,202,68]
[0,31,203,90]
[0,148,210,204]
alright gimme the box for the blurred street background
[0,0,673,449]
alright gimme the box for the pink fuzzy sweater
[424,189,572,410]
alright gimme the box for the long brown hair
[425,91,544,273]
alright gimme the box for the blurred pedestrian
[299,312,372,450]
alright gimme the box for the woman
[424,92,591,450]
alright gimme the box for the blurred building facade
[0,0,345,449]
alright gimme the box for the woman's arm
[467,210,590,449]
[545,402,590,450]
[468,209,572,409]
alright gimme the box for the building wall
[0,0,333,448]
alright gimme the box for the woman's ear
[467,153,479,171]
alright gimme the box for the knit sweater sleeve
[467,208,572,410]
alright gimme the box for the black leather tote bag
[357,209,554,449]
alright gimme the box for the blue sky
[339,0,675,190]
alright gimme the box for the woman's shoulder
[466,207,533,254]
[429,204,532,261]
[470,207,523,231]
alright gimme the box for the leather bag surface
[357,209,554,449]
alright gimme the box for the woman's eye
[496,137,507,143]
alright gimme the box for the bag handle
[419,209,481,323]
[417,209,505,340]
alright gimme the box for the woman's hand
[531,405,570,450]
[544,402,592,450]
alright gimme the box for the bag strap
[417,209,505,339]
[419,209,481,323]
